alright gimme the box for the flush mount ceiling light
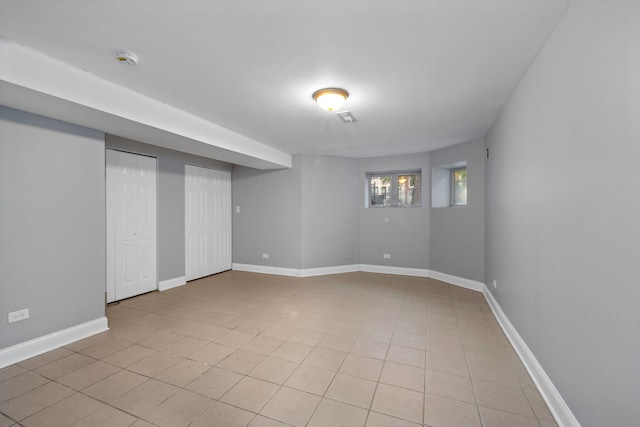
[312,88,349,111]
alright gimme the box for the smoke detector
[114,49,139,65]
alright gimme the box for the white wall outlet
[8,308,29,324]
[383,253,391,259]
[492,279,497,289]
[235,206,240,213]
[262,253,269,259]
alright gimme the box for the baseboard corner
[360,264,431,277]
[428,269,485,292]
[299,264,361,277]
[232,263,301,277]
[159,276,187,291]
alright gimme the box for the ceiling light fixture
[312,88,349,111]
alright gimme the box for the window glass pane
[452,168,467,205]
[397,174,420,207]
[368,171,421,208]
[370,175,392,206]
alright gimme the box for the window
[368,171,421,207]
[431,161,467,208]
[450,167,467,206]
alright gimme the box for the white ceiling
[0,0,567,161]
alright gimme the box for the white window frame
[431,161,467,208]
[367,170,421,208]
[450,166,467,206]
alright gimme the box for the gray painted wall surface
[485,0,639,425]
[232,157,302,268]
[359,153,430,268]
[0,107,105,348]
[106,135,232,281]
[429,139,485,282]
[233,152,435,271]
[300,155,360,269]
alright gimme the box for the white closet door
[106,150,157,302]
[185,165,231,281]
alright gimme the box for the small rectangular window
[450,167,467,206]
[368,171,421,207]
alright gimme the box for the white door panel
[185,165,231,281]
[107,149,157,302]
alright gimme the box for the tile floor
[0,271,557,426]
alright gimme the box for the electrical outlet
[262,253,269,259]
[8,308,29,324]
[383,253,391,259]
[492,279,497,289]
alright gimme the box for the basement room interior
[0,1,638,426]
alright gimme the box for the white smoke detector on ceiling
[114,49,139,65]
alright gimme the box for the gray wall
[233,152,431,271]
[430,139,485,282]
[233,154,361,270]
[106,135,232,281]
[485,0,639,425]
[359,153,430,268]
[0,106,105,348]
[232,157,302,269]
[300,155,360,269]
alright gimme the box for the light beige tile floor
[0,271,557,426]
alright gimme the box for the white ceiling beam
[0,38,292,170]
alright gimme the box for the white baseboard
[232,263,361,278]
[234,263,430,278]
[158,276,187,291]
[299,264,361,277]
[483,288,580,427]
[0,317,109,369]
[232,263,301,277]
[429,269,485,292]
[232,263,481,287]
[360,264,431,278]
